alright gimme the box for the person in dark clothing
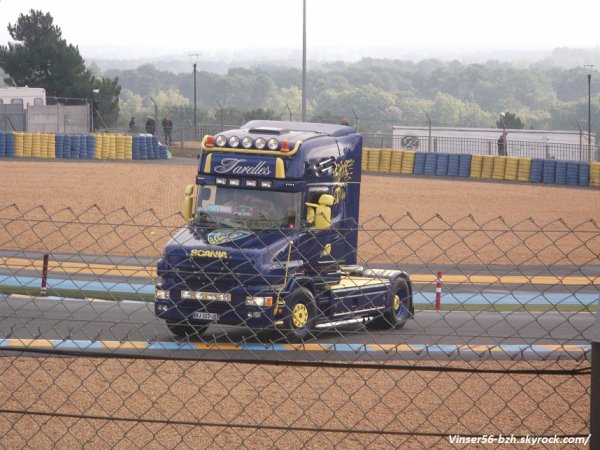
[162,116,173,145]
[145,116,156,135]
[128,116,137,133]
[497,130,508,156]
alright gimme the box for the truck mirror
[183,185,195,221]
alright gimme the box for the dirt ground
[0,159,599,266]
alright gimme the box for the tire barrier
[424,152,437,176]
[530,158,544,183]
[458,154,471,177]
[447,154,460,177]
[517,158,531,182]
[413,152,426,175]
[359,148,599,189]
[435,153,449,176]
[0,132,170,161]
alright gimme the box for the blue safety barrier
[424,152,437,176]
[566,162,579,186]
[542,159,556,184]
[413,152,426,175]
[159,143,168,159]
[435,153,449,176]
[458,154,471,177]
[62,135,71,159]
[579,162,590,186]
[0,132,6,158]
[555,160,567,185]
[530,158,544,183]
[139,135,147,160]
[86,135,95,159]
[55,134,63,159]
[447,154,460,177]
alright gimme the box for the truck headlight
[156,289,170,300]
[229,136,240,148]
[181,290,193,299]
[245,296,273,307]
[242,137,253,149]
[215,135,227,147]
[255,137,266,149]
[267,138,279,150]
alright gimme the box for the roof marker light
[280,140,290,152]
[215,135,227,147]
[205,135,215,147]
[255,137,266,150]
[242,136,253,149]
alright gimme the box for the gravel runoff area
[0,158,594,448]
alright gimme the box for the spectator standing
[128,116,137,133]
[497,130,508,156]
[145,116,156,135]
[162,115,173,145]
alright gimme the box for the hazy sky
[1,0,600,58]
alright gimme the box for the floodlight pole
[584,65,594,161]
[301,0,307,122]
[190,54,199,140]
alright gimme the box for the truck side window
[11,98,23,105]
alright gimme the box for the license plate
[192,312,218,321]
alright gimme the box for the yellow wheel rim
[292,303,309,328]
[393,294,401,312]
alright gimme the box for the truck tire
[283,287,317,342]
[368,278,411,330]
[166,321,208,339]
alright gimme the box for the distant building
[0,87,46,109]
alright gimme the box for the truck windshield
[195,186,302,230]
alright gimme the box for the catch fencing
[0,205,596,448]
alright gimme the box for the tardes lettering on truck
[155,120,413,341]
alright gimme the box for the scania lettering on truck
[154,120,413,341]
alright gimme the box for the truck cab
[154,120,413,341]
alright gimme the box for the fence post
[591,303,600,449]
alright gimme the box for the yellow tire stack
[14,132,24,157]
[47,133,56,158]
[108,134,116,159]
[517,158,531,182]
[31,133,42,158]
[101,134,110,159]
[470,154,483,178]
[390,150,403,174]
[492,156,506,180]
[124,135,133,160]
[23,132,33,157]
[481,155,494,179]
[504,157,519,181]
[40,133,48,158]
[378,149,392,173]
[94,134,103,159]
[590,162,600,187]
[367,148,380,173]
[116,135,125,160]
[401,151,415,174]
[361,148,369,172]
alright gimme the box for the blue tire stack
[424,152,437,176]
[152,136,159,159]
[71,135,81,159]
[80,134,87,159]
[447,154,460,177]
[413,152,426,175]
[566,162,579,186]
[132,136,140,160]
[55,134,64,158]
[579,162,590,186]
[6,132,14,157]
[62,135,72,159]
[436,153,449,176]
[458,154,471,177]
[0,132,6,158]
[555,160,567,185]
[86,135,95,159]
[530,159,544,183]
[542,159,557,184]
[139,136,147,160]
[159,143,168,159]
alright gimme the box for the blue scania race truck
[154,120,413,341]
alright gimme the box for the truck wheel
[368,278,411,330]
[166,321,208,339]
[283,287,317,342]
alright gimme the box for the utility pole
[190,54,199,140]
[301,0,307,122]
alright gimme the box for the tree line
[2,10,599,136]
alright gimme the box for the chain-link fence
[0,204,595,448]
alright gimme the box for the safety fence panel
[0,204,595,447]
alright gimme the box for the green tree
[0,9,121,127]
